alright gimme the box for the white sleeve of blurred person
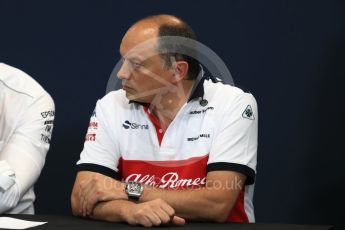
[0,63,55,214]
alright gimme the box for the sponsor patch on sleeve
[242,105,255,120]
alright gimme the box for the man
[0,63,55,214]
[71,15,258,227]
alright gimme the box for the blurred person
[0,63,55,214]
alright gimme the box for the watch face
[127,182,142,196]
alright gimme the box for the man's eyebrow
[119,48,144,62]
[122,54,143,63]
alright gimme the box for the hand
[78,174,127,216]
[123,198,185,227]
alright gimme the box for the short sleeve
[77,99,121,180]
[207,93,258,185]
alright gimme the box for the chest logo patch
[122,120,149,130]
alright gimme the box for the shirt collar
[187,67,205,102]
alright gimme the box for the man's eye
[133,62,141,67]
[132,62,142,69]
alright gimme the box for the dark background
[1,0,344,229]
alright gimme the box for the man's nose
[117,60,131,80]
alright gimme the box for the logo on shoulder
[41,134,51,144]
[88,121,98,129]
[85,133,96,141]
[41,110,55,118]
[242,105,255,120]
[123,120,149,130]
[44,120,54,125]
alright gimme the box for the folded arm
[0,95,54,213]
[139,170,246,222]
[71,171,185,227]
[72,170,246,223]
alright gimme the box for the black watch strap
[128,194,140,201]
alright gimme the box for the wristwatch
[125,181,143,201]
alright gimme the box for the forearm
[89,198,186,227]
[1,138,47,194]
[0,183,20,214]
[138,172,246,222]
[89,200,134,222]
[0,160,22,213]
[140,187,232,222]
[70,173,134,223]
[71,194,134,223]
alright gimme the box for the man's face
[117,27,175,104]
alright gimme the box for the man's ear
[172,61,189,83]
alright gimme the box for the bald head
[133,14,185,27]
[122,15,188,47]
[120,14,200,80]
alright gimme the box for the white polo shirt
[0,63,55,214]
[77,76,258,222]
